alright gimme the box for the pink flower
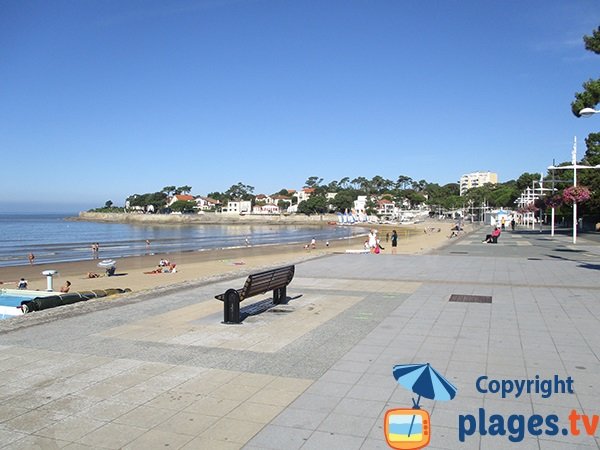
[545,194,563,208]
[562,186,591,205]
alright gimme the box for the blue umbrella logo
[391,363,457,442]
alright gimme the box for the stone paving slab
[1,228,600,449]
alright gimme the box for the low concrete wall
[75,212,340,225]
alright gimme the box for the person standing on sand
[368,230,377,253]
[28,253,35,265]
[391,230,398,254]
[17,278,28,289]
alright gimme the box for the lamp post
[548,137,600,244]
[579,107,600,117]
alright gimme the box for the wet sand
[0,220,474,295]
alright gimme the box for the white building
[221,200,252,214]
[252,204,280,214]
[195,196,219,211]
[460,171,498,196]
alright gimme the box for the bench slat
[215,265,294,302]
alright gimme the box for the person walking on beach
[391,230,398,255]
[91,243,99,258]
[28,253,35,265]
[368,230,377,253]
[310,238,316,249]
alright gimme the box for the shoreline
[73,211,344,225]
[0,220,477,300]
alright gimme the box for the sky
[1,0,600,212]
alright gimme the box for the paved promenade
[1,227,600,449]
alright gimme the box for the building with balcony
[460,171,498,196]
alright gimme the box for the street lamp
[548,136,600,244]
[579,107,600,117]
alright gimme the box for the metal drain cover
[449,294,492,304]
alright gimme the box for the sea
[0,213,365,268]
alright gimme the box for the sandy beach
[0,220,477,296]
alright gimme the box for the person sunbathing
[87,272,100,278]
[60,281,71,293]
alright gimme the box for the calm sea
[0,213,363,267]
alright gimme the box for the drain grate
[449,294,492,304]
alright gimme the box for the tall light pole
[579,107,600,117]
[548,137,600,244]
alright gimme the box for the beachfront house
[376,198,395,216]
[354,195,367,214]
[295,188,315,204]
[255,194,274,204]
[252,204,280,214]
[221,200,252,214]
[167,194,195,207]
[271,194,292,212]
[195,196,220,211]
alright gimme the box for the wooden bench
[215,265,295,324]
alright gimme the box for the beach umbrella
[97,259,116,268]
[392,363,457,437]
[393,363,457,405]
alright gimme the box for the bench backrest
[240,265,295,300]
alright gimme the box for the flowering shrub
[518,204,538,214]
[562,186,591,205]
[545,194,563,208]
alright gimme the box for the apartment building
[460,171,498,195]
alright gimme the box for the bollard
[42,270,58,292]
[223,289,241,324]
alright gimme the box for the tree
[304,176,323,188]
[328,190,356,212]
[170,200,196,213]
[338,177,350,189]
[351,176,370,193]
[516,173,541,190]
[396,175,413,190]
[105,200,113,208]
[127,192,168,211]
[297,196,328,215]
[579,132,600,211]
[225,182,254,200]
[571,27,600,117]
[371,175,393,194]
[161,186,176,196]
[175,185,192,195]
[277,199,291,211]
[403,190,427,208]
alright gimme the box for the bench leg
[273,287,286,305]
[223,289,242,324]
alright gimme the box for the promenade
[1,227,600,449]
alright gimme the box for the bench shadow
[239,294,303,322]
[577,263,600,271]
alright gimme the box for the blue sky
[1,0,600,212]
